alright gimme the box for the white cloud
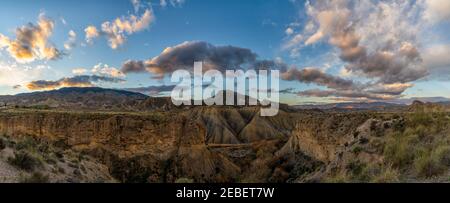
[91,63,125,78]
[424,44,450,68]
[285,27,294,35]
[160,0,185,8]
[84,9,154,49]
[72,64,125,78]
[0,62,47,87]
[339,67,352,77]
[64,30,77,50]
[282,0,443,101]
[72,68,88,75]
[0,13,62,63]
[131,0,141,13]
[160,0,168,7]
[60,17,67,25]
[85,26,99,44]
[423,0,450,23]
[283,34,303,50]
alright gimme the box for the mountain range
[1,87,449,111]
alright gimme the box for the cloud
[339,67,352,77]
[282,66,414,101]
[423,44,450,70]
[64,30,77,50]
[298,89,399,101]
[121,60,147,73]
[281,67,355,90]
[423,0,450,23]
[283,34,303,50]
[72,68,88,75]
[131,0,141,12]
[280,0,437,101]
[296,79,414,101]
[84,6,155,49]
[367,83,414,96]
[304,1,428,84]
[85,26,99,44]
[422,44,450,79]
[160,0,168,7]
[103,9,154,49]
[279,87,296,94]
[121,41,258,77]
[91,63,125,78]
[0,61,47,87]
[26,75,125,90]
[71,64,125,78]
[253,59,289,72]
[262,19,278,27]
[0,13,62,63]
[285,27,294,35]
[124,83,210,96]
[160,0,185,8]
[60,17,67,26]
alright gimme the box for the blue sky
[0,0,450,104]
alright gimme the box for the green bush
[325,162,401,183]
[383,136,415,168]
[7,150,42,171]
[352,146,363,154]
[414,153,443,178]
[20,172,49,183]
[434,146,450,166]
[371,165,400,183]
[346,160,367,181]
[175,178,194,183]
[414,145,450,178]
[324,172,349,183]
[15,137,38,151]
[410,113,434,127]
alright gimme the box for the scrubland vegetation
[328,111,450,183]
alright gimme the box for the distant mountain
[293,97,450,110]
[392,97,450,105]
[292,102,404,110]
[0,87,149,111]
[3,87,447,112]
[0,87,287,112]
[407,100,450,112]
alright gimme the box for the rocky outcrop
[277,113,370,162]
[0,106,408,183]
[0,107,300,182]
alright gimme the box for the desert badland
[0,87,449,183]
[1,0,450,184]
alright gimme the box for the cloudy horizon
[0,0,450,105]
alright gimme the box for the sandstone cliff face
[0,108,287,182]
[276,113,370,162]
[0,110,203,182]
[0,108,388,183]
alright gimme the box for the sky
[0,0,450,105]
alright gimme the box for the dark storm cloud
[121,41,262,77]
[121,60,147,73]
[281,68,355,90]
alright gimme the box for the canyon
[0,87,449,183]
